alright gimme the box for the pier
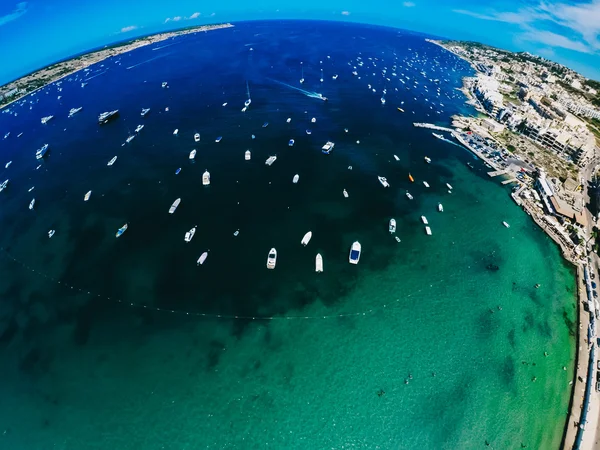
[412,122,454,133]
[487,169,509,177]
[501,178,518,185]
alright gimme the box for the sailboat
[300,63,304,84]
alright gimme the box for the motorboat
[406,191,413,200]
[184,226,197,242]
[116,223,128,238]
[378,176,390,188]
[421,216,429,225]
[5,161,12,169]
[306,129,312,135]
[135,124,144,133]
[197,251,208,265]
[321,141,335,154]
[425,226,432,235]
[175,168,181,175]
[389,219,396,233]
[41,115,54,124]
[397,107,404,112]
[162,81,168,88]
[84,190,92,202]
[194,133,200,142]
[265,156,277,166]
[332,74,338,80]
[409,173,414,182]
[29,198,35,210]
[286,118,292,123]
[107,156,117,166]
[48,229,55,238]
[141,108,151,117]
[311,117,316,123]
[438,203,444,212]
[36,143,49,160]
[68,107,82,118]
[28,186,34,192]
[173,129,179,135]
[262,122,269,128]
[293,174,299,184]
[315,254,323,273]
[0,179,8,192]
[395,236,401,243]
[343,189,349,198]
[245,150,251,160]
[393,155,400,161]
[423,181,430,188]
[125,135,135,144]
[266,248,277,269]
[503,221,510,228]
[169,198,181,214]
[215,136,222,143]
[233,230,240,237]
[349,241,361,264]
[189,149,197,160]
[202,170,210,185]
[301,232,312,246]
[424,156,431,164]
[446,183,453,190]
[98,110,118,124]
[288,139,295,147]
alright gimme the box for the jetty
[413,122,454,133]
[487,169,509,177]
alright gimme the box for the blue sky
[1,0,600,84]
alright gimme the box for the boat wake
[268,78,325,100]
[126,53,172,70]
[84,69,109,81]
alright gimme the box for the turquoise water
[0,21,575,449]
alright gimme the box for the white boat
[423,181,430,188]
[36,143,49,160]
[28,186,34,192]
[215,136,222,143]
[321,141,335,154]
[288,139,295,147]
[84,190,92,202]
[0,179,8,192]
[286,118,291,123]
[169,198,181,214]
[245,81,252,107]
[48,229,55,238]
[107,156,117,166]
[406,191,413,200]
[438,203,444,212]
[202,170,210,186]
[68,107,82,117]
[393,155,400,161]
[421,216,429,225]
[162,81,168,88]
[432,132,444,139]
[125,135,135,144]
[349,241,361,264]
[194,133,200,142]
[446,183,453,190]
[141,108,150,117]
[395,236,401,243]
[98,110,119,124]
[41,115,54,124]
[184,226,197,242]
[343,189,349,198]
[378,176,390,188]
[381,97,386,105]
[306,129,312,135]
[503,221,510,228]
[265,156,277,166]
[189,149,197,160]
[233,230,240,237]
[5,161,11,169]
[389,219,397,233]
[173,129,179,135]
[197,251,208,265]
[29,198,35,210]
[315,254,323,273]
[301,231,312,246]
[300,63,304,84]
[311,117,316,123]
[332,74,338,80]
[266,248,277,269]
[425,226,432,235]
[116,223,128,238]
[424,156,431,164]
[135,124,144,133]
[293,174,299,184]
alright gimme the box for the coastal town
[430,38,600,450]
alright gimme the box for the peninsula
[0,23,234,109]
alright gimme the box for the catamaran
[84,190,92,202]
[266,248,277,269]
[189,149,197,160]
[169,198,181,214]
[116,223,128,238]
[197,251,208,265]
[315,253,323,273]
[293,174,299,184]
[389,219,396,233]
[301,231,312,246]
[202,170,210,185]
[107,156,117,166]
[265,156,277,166]
[378,176,390,188]
[36,144,49,160]
[184,226,197,242]
[141,108,151,117]
[349,241,361,264]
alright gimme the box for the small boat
[378,176,390,188]
[262,122,269,128]
[5,161,11,169]
[397,107,405,113]
[184,226,197,242]
[467,162,474,169]
[393,155,400,161]
[425,226,432,235]
[332,74,338,80]
[266,248,277,269]
[48,229,55,238]
[389,218,396,233]
[116,223,128,238]
[502,221,510,228]
[306,129,312,135]
[315,253,323,273]
[406,191,413,200]
[343,189,349,198]
[169,198,181,214]
[321,141,335,154]
[311,117,316,123]
[265,156,277,166]
[438,203,443,212]
[289,139,295,147]
[446,183,453,190]
[29,198,35,210]
[222,102,228,107]
[107,156,117,166]
[251,134,256,139]
[141,108,150,117]
[194,133,200,142]
[423,181,430,188]
[28,186,34,192]
[349,241,361,265]
[84,190,92,202]
[135,124,144,133]
[202,170,210,185]
[421,216,429,225]
[173,129,179,135]
[197,251,208,265]
[3,132,9,139]
[301,231,312,246]
[36,143,49,160]
[162,81,168,88]
[17,132,23,138]
[424,156,431,164]
[175,168,181,175]
[41,115,54,124]
[68,107,82,118]
[286,118,292,123]
[0,179,8,192]
[189,149,196,160]
[293,174,299,184]
[394,236,401,243]
[98,110,119,124]
[215,136,222,143]
[381,97,386,105]
[409,173,415,182]
[245,150,251,161]
[233,230,240,237]
[344,128,349,133]
[432,132,444,139]
[125,135,135,144]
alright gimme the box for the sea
[0,20,576,449]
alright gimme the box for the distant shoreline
[0,23,234,111]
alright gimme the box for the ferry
[162,81,168,88]
[288,139,295,147]
[349,241,361,264]
[197,252,208,265]
[5,161,11,169]
[421,216,429,225]
[29,198,35,210]
[378,176,390,188]
[189,149,197,160]
[41,115,54,124]
[389,218,397,233]
[36,144,49,160]
[194,133,200,142]
[184,226,197,242]
[425,226,432,235]
[98,110,119,124]
[397,107,405,113]
[321,141,335,154]
[343,189,349,198]
[423,181,430,188]
[293,174,299,184]
[266,248,277,269]
[202,170,210,185]
[169,198,181,214]
[48,230,55,238]
[215,136,222,143]
[135,124,144,133]
[301,231,312,246]
[502,221,510,228]
[173,129,179,136]
[116,223,128,238]
[140,108,151,117]
[409,173,415,182]
[424,156,431,164]
[0,179,8,192]
[393,155,400,161]
[68,107,82,118]
[245,150,251,161]
[107,156,117,166]
[315,254,323,273]
[438,203,444,212]
[84,190,92,202]
[406,191,413,200]
[446,183,453,190]
[265,156,277,166]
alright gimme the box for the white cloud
[341,11,350,16]
[403,2,415,7]
[520,29,593,53]
[0,1,28,26]
[120,25,137,33]
[173,16,182,21]
[188,12,200,19]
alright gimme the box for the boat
[467,162,474,169]
[432,132,444,139]
[288,139,295,147]
[17,132,23,138]
[381,97,386,105]
[184,226,197,242]
[116,223,128,238]
[135,124,144,133]
[173,129,179,135]
[318,94,328,102]
[378,176,390,188]
[107,156,117,166]
[393,155,400,161]
[306,129,312,135]
[125,135,135,144]
[68,107,82,117]
[424,156,431,164]
[286,118,291,123]
[421,216,429,225]
[169,198,181,214]
[262,122,269,128]
[84,190,92,202]
[197,251,208,265]
[293,174,299,184]
[266,248,277,269]
[28,186,34,192]
[300,64,304,84]
[349,241,361,264]
[425,226,432,235]
[48,229,55,238]
[141,108,150,117]
[343,189,349,198]
[321,141,335,154]
[395,236,401,243]
[162,81,168,88]
[29,198,35,210]
[311,117,316,123]
[175,168,181,175]
[41,115,54,124]
[189,149,196,160]
[423,181,430,188]
[245,150,251,160]
[5,161,11,169]
[0,179,8,192]
[265,156,277,166]
[202,170,210,185]
[3,132,9,139]
[194,133,200,142]
[245,81,252,107]
[215,136,222,143]
[446,183,453,190]
[409,173,415,182]
[98,110,119,124]
[233,230,239,237]
[406,191,413,200]
[315,254,323,273]
[35,143,49,160]
[332,74,338,80]
[301,232,312,246]
[502,221,510,228]
[389,218,397,233]
[397,107,405,113]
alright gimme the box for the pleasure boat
[406,191,413,200]
[215,136,222,143]
[306,129,312,135]
[245,150,251,160]
[389,218,396,233]
[197,251,208,265]
[125,135,135,144]
[184,226,197,242]
[169,198,181,214]
[233,230,240,237]
[438,203,444,212]
[502,221,510,228]
[421,216,429,225]
[265,156,277,166]
[393,155,400,161]
[36,144,49,160]
[409,173,414,182]
[175,168,181,175]
[107,156,117,166]
[266,248,277,269]
[173,129,179,135]
[332,74,338,80]
[29,198,35,210]
[189,149,197,160]
[48,229,55,238]
[349,241,361,264]
[318,94,328,102]
[3,132,9,139]
[84,190,92,202]
[380,97,386,105]
[68,107,83,118]
[5,161,12,169]
[0,179,8,192]
[299,64,304,84]
[286,118,292,123]
[293,174,299,184]
[135,124,144,133]
[446,183,453,190]
[116,223,128,238]
[425,226,432,235]
[28,186,34,192]
[194,133,200,142]
[321,141,335,154]
[424,156,431,164]
[288,139,295,147]
[162,81,168,88]
[140,108,151,117]
[245,81,252,107]
[41,115,54,124]
[301,232,312,246]
[202,170,210,185]
[397,107,404,113]
[262,122,269,128]
[311,117,316,123]
[432,132,444,139]
[343,189,349,198]
[98,110,119,124]
[378,176,390,188]
[423,181,430,188]
[315,254,323,273]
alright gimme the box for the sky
[1,0,600,84]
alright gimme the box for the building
[481,118,505,133]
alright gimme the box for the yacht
[125,135,135,144]
[446,183,453,190]
[29,198,35,210]
[293,174,299,184]
[36,143,49,160]
[162,81,168,88]
[0,179,8,192]
[116,223,128,238]
[5,161,12,169]
[406,191,413,200]
[173,129,179,136]
[245,150,251,160]
[175,168,181,175]
[502,221,510,228]
[423,181,430,188]
[288,139,295,147]
[301,231,312,246]
[98,110,119,124]
[107,156,117,166]
[266,248,277,269]
[393,155,400,161]
[315,254,323,273]
[343,189,349,198]
[197,252,208,265]
[140,108,151,117]
[184,226,197,242]
[215,136,222,143]
[438,203,444,212]
[68,107,82,118]
[135,124,144,133]
[424,156,431,164]
[265,156,277,166]
[378,176,390,188]
[194,133,200,142]
[421,216,429,225]
[84,190,92,202]
[321,141,335,154]
[189,149,197,160]
[41,115,54,124]
[169,198,181,214]
[202,170,210,186]
[349,241,361,264]
[425,226,432,235]
[48,229,55,238]
[389,218,396,233]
